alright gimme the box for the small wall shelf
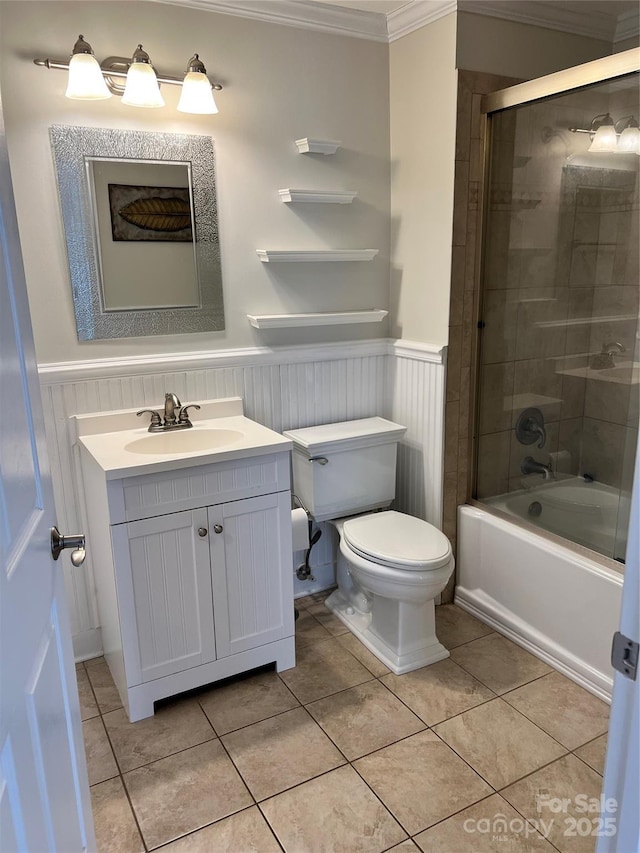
[256,249,378,263]
[295,138,341,155]
[247,309,388,329]
[278,189,357,204]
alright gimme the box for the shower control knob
[213,524,224,534]
[198,527,208,537]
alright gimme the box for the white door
[0,89,95,849]
[597,433,640,853]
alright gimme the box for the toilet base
[325,589,450,675]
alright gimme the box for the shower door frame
[469,48,640,560]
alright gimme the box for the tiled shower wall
[444,68,639,564]
[442,70,519,560]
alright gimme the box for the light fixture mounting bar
[33,57,223,91]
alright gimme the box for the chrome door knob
[213,524,223,534]
[198,527,208,537]
[50,526,86,566]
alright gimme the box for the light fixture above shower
[569,113,640,154]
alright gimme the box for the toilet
[284,417,454,674]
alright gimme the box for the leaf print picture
[108,183,194,242]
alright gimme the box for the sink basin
[125,428,244,455]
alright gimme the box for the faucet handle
[137,409,162,427]
[178,403,201,424]
[602,341,625,355]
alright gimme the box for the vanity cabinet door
[208,491,294,658]
[112,508,216,684]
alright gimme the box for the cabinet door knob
[213,524,224,534]
[198,527,208,537]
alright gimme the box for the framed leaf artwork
[108,183,194,242]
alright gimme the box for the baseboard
[73,627,103,663]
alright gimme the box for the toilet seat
[342,511,451,571]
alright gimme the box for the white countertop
[74,398,291,480]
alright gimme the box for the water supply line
[292,494,322,582]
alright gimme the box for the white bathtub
[485,477,629,560]
[457,504,623,701]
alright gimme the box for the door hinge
[611,632,638,681]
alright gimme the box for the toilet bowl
[283,417,454,675]
[326,511,454,674]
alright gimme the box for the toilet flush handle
[308,456,328,465]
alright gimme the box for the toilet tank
[283,417,407,522]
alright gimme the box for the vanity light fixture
[616,116,640,154]
[177,55,218,114]
[65,35,111,100]
[34,34,223,114]
[569,113,640,154]
[121,44,164,108]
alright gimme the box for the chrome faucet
[521,456,554,480]
[590,341,626,370]
[136,392,201,432]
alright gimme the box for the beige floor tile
[451,633,552,694]
[502,754,605,853]
[261,764,407,853]
[336,632,391,677]
[76,667,99,721]
[83,717,118,786]
[306,600,350,636]
[198,669,299,735]
[295,608,333,644]
[434,698,566,789]
[381,658,495,726]
[435,604,493,649]
[388,842,420,851]
[85,660,123,714]
[104,699,215,772]
[221,707,345,800]
[574,734,607,776]
[354,730,492,835]
[503,672,609,749]
[279,637,373,703]
[124,740,252,849]
[306,680,425,760]
[91,777,144,853]
[161,806,281,852]
[414,793,556,852]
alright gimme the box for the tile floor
[79,597,610,853]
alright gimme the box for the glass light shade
[65,53,111,100]
[589,123,618,153]
[122,62,164,108]
[618,125,640,154]
[177,71,218,114]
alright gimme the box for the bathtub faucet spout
[521,456,554,480]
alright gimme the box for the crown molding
[147,0,389,41]
[145,0,637,45]
[457,0,635,44]
[387,0,456,42]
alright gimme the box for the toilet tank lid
[283,417,407,455]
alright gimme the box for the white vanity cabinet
[80,443,295,722]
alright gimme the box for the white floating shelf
[247,309,388,329]
[279,189,357,204]
[295,138,341,155]
[256,249,378,263]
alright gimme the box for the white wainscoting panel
[38,339,445,659]
[387,341,446,529]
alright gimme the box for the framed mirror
[50,125,224,340]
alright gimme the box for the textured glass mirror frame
[50,125,224,340]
